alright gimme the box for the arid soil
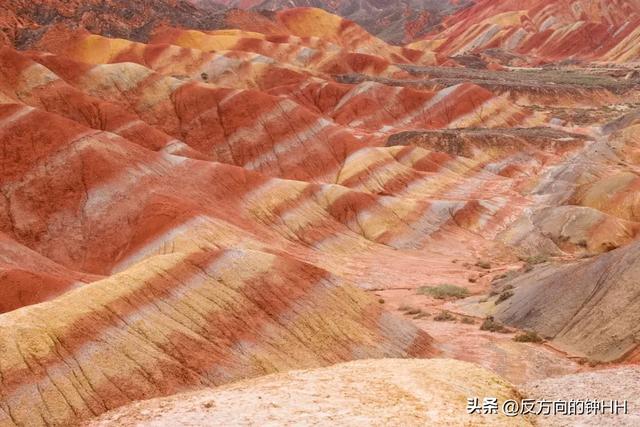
[1,0,640,426]
[87,359,532,426]
[526,367,640,426]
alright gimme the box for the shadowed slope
[495,241,640,363]
[0,233,101,313]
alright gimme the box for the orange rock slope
[410,0,640,65]
[202,0,473,44]
[2,3,640,426]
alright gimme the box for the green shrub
[418,284,470,300]
[520,254,549,265]
[434,310,456,322]
[495,290,514,304]
[480,316,509,333]
[513,331,543,343]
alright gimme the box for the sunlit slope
[88,358,529,427]
[410,0,640,64]
[0,249,435,426]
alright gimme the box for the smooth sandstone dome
[87,358,532,427]
[1,1,640,426]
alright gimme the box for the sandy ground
[86,359,533,427]
[375,281,581,385]
[372,270,640,427]
[525,367,640,426]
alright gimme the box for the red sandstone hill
[410,0,640,64]
[2,1,640,426]
[197,0,473,44]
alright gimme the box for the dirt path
[374,284,582,385]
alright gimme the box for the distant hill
[194,0,474,44]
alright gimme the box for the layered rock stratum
[199,0,473,44]
[410,0,640,65]
[1,1,640,426]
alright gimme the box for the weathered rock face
[0,250,435,426]
[197,0,473,44]
[409,0,640,65]
[495,241,640,363]
[2,1,640,426]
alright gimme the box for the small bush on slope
[434,310,456,321]
[514,331,544,343]
[480,316,509,333]
[475,260,492,269]
[418,284,470,300]
[495,290,514,304]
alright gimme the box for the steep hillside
[2,1,640,426]
[410,0,640,65]
[494,241,640,363]
[0,249,434,426]
[198,0,473,44]
[0,0,229,48]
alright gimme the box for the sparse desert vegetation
[475,260,492,270]
[3,0,640,425]
[480,317,510,333]
[399,305,428,319]
[460,316,476,325]
[417,284,470,300]
[514,331,544,343]
[495,290,514,304]
[520,254,549,266]
[434,310,457,322]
